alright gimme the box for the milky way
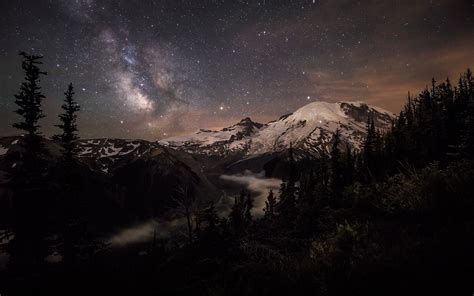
[0,0,473,139]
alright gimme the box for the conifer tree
[461,69,474,158]
[244,192,253,225]
[230,191,246,235]
[343,143,355,186]
[276,146,297,221]
[8,51,48,271]
[330,129,343,205]
[13,52,47,165]
[362,116,378,180]
[203,202,219,231]
[263,190,276,220]
[194,214,202,240]
[55,83,80,163]
[174,183,196,244]
[52,83,83,267]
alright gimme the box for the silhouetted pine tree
[54,83,80,163]
[13,52,47,170]
[174,183,196,244]
[275,146,297,223]
[244,192,253,226]
[230,190,246,235]
[51,83,83,267]
[263,190,276,220]
[330,130,343,206]
[203,202,219,231]
[295,168,320,236]
[8,52,49,272]
[316,152,330,201]
[362,116,376,180]
[194,214,202,241]
[460,69,474,158]
[219,217,230,239]
[195,202,220,248]
[343,143,355,186]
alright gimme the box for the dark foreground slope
[1,160,473,296]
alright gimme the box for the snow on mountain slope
[160,101,394,157]
[78,139,153,159]
[161,117,263,155]
[77,138,161,173]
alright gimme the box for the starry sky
[0,0,473,140]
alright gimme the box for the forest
[0,52,473,295]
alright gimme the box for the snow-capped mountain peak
[287,101,348,123]
[160,101,394,157]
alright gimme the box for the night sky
[1,0,473,140]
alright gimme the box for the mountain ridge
[160,101,395,157]
[0,100,395,178]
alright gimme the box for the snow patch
[0,145,8,156]
[79,147,93,156]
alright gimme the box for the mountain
[0,101,395,217]
[0,137,220,220]
[160,101,395,158]
[77,138,221,216]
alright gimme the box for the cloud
[108,219,191,247]
[302,36,474,112]
[107,172,282,247]
[220,171,281,217]
[108,221,159,246]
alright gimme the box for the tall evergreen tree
[52,83,83,267]
[8,52,48,271]
[172,182,197,246]
[362,116,381,181]
[263,190,276,220]
[203,202,219,231]
[13,52,47,165]
[460,69,474,158]
[363,117,376,161]
[330,129,343,206]
[55,83,80,163]
[276,145,297,222]
[230,190,246,235]
[244,192,253,225]
[343,143,355,186]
